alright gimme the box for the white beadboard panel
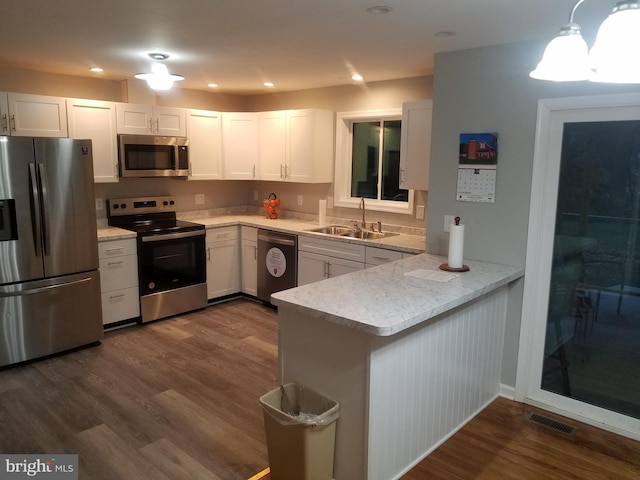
[367,286,508,480]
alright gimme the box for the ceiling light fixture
[530,0,640,83]
[352,74,364,81]
[135,53,184,91]
[90,67,104,73]
[264,82,275,87]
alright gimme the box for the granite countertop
[98,213,426,254]
[271,253,524,336]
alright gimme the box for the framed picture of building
[457,133,498,203]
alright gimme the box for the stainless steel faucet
[360,197,366,228]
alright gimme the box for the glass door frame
[515,92,640,441]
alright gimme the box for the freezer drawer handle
[0,276,93,297]
[141,230,204,242]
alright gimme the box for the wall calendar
[457,133,498,203]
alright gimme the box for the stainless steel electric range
[107,196,207,323]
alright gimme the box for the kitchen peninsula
[272,253,523,480]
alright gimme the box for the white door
[517,93,640,440]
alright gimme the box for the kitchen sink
[306,225,354,235]
[340,230,398,240]
[305,225,398,240]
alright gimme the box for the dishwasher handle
[258,233,296,247]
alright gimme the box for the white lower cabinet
[297,236,365,286]
[241,226,258,296]
[206,226,241,299]
[98,238,139,325]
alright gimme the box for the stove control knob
[149,282,155,290]
[113,204,119,209]
[120,203,127,209]
[169,200,175,205]
[163,201,169,206]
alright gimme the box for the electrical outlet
[195,194,205,205]
[444,215,456,232]
[416,205,425,220]
[253,190,259,201]
[298,195,303,206]
[95,198,104,211]
[327,196,334,208]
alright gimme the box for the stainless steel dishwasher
[257,229,297,304]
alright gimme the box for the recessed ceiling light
[90,67,104,73]
[352,74,364,81]
[367,6,392,14]
[264,82,275,87]
[208,83,219,88]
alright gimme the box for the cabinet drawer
[101,287,140,325]
[298,236,365,262]
[365,247,403,266]
[99,238,137,258]
[99,255,138,292]
[241,225,257,242]
[207,225,239,243]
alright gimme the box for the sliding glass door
[520,94,640,438]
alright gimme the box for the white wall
[427,40,640,386]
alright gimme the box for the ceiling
[0,0,614,95]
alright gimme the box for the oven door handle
[141,230,204,243]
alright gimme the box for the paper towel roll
[448,223,465,268]
[319,199,327,225]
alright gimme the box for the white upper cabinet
[116,103,186,136]
[259,109,334,183]
[67,98,119,183]
[1,93,67,137]
[222,112,259,180]
[399,100,432,191]
[187,109,223,180]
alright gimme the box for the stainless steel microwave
[118,135,189,178]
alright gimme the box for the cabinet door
[187,109,222,180]
[116,103,153,134]
[297,250,329,286]
[206,227,240,299]
[241,239,258,296]
[286,109,315,182]
[328,256,365,278]
[222,112,259,179]
[399,100,432,191]
[67,99,119,183]
[259,111,286,181]
[154,106,186,136]
[288,109,334,183]
[7,93,68,137]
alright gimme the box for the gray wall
[427,40,640,386]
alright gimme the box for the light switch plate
[416,205,425,220]
[298,195,303,206]
[195,194,205,205]
[444,215,455,232]
[95,198,104,211]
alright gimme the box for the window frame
[334,109,414,214]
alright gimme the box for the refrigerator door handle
[28,163,42,257]
[0,276,93,298]
[38,163,51,255]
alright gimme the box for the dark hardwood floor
[1,297,638,480]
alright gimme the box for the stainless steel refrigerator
[0,137,103,367]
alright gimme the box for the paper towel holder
[439,216,470,272]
